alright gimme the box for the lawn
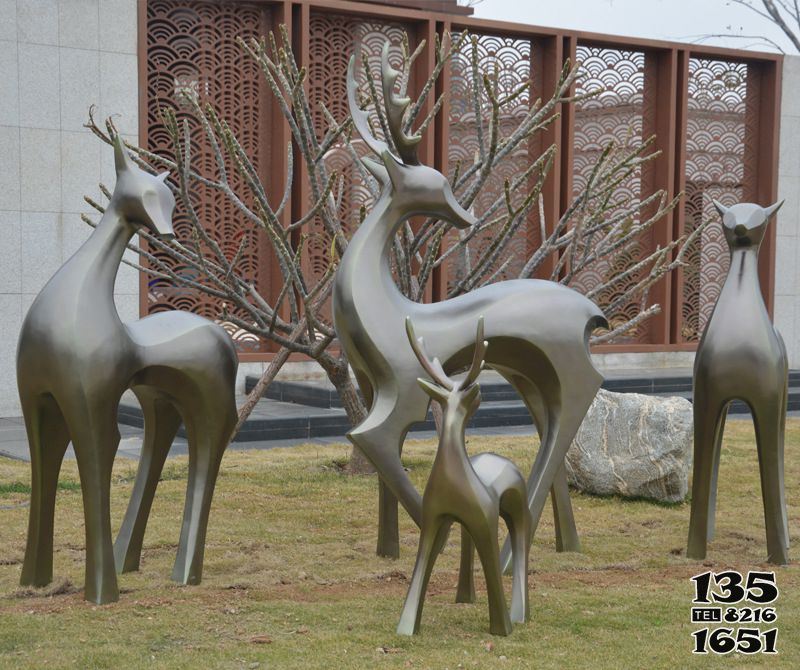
[0,419,798,669]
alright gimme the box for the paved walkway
[0,417,538,463]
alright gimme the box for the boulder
[565,389,693,503]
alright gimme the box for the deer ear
[764,200,783,219]
[417,377,448,403]
[156,171,169,183]
[113,134,133,175]
[712,200,729,219]
[360,156,388,184]
[381,150,404,188]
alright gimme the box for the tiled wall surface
[0,0,139,415]
[775,55,800,368]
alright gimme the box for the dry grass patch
[0,419,798,669]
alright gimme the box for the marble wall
[774,54,800,368]
[0,0,139,415]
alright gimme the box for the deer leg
[706,410,727,543]
[500,385,591,571]
[348,395,424,557]
[551,464,580,553]
[687,388,728,561]
[397,518,450,635]
[377,480,400,559]
[470,519,512,636]
[66,401,122,604]
[751,390,790,565]
[171,405,233,585]
[501,491,532,624]
[455,525,475,603]
[114,392,182,574]
[19,393,70,588]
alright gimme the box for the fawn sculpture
[332,43,607,563]
[397,317,532,636]
[687,200,789,565]
[16,135,238,604]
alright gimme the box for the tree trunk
[318,353,374,474]
[232,320,309,440]
[232,344,293,438]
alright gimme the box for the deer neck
[430,407,472,477]
[61,203,136,317]
[336,188,409,310]
[719,246,764,308]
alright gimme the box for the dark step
[121,370,800,444]
[117,397,535,443]
[246,371,800,410]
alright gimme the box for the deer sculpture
[687,200,789,565]
[397,317,531,636]
[332,42,607,567]
[16,134,238,604]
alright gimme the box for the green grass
[0,479,80,494]
[0,419,798,669]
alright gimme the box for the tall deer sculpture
[17,135,238,604]
[332,43,607,563]
[687,200,789,565]
[397,317,531,636]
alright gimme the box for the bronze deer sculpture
[687,200,789,564]
[397,317,531,636]
[17,135,238,603]
[332,43,607,564]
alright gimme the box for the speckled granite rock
[565,389,693,503]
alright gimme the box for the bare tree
[86,27,696,471]
[692,1,800,52]
[732,1,800,50]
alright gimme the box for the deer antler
[347,49,390,158]
[460,316,487,389]
[346,42,422,165]
[380,42,421,165]
[405,317,454,390]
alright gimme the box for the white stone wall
[774,54,800,368]
[0,0,139,416]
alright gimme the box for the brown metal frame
[139,0,783,360]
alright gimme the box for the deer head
[112,134,176,240]
[348,42,476,229]
[713,200,782,249]
[405,316,487,425]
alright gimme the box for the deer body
[396,319,531,636]
[17,136,238,603]
[333,44,606,562]
[687,201,789,564]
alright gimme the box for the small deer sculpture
[687,200,789,564]
[16,135,238,603]
[397,316,531,636]
[333,43,607,564]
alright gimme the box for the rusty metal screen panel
[446,32,534,295]
[570,45,654,344]
[680,58,748,343]
[145,0,271,352]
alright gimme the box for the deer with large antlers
[397,316,531,636]
[332,43,607,564]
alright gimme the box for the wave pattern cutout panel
[446,33,533,295]
[571,46,650,344]
[308,12,410,313]
[681,59,748,343]
[146,0,270,353]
